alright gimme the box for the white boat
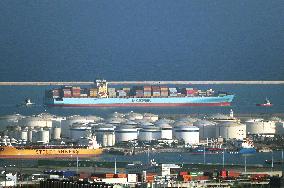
[24,98,34,106]
[17,98,34,107]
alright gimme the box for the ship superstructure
[45,80,234,107]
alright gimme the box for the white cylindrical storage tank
[94,124,115,147]
[102,134,108,147]
[245,119,276,137]
[0,114,24,131]
[173,125,199,145]
[28,129,33,142]
[53,127,61,140]
[194,120,216,139]
[18,116,52,128]
[20,130,28,141]
[216,122,246,140]
[156,124,172,139]
[209,113,239,123]
[61,115,96,138]
[138,126,161,141]
[115,125,138,143]
[155,118,175,125]
[276,121,284,135]
[70,123,92,141]
[143,113,159,122]
[38,129,50,144]
[107,117,127,125]
[125,112,143,120]
[107,133,114,146]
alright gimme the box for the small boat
[256,98,273,107]
[24,98,34,106]
[17,98,34,107]
[239,138,256,154]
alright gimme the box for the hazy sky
[0,1,283,81]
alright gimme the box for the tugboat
[24,98,34,106]
[17,98,34,107]
[256,98,273,107]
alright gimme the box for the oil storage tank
[125,111,143,120]
[143,113,159,122]
[61,115,96,138]
[20,129,28,141]
[173,125,199,145]
[37,128,50,144]
[18,116,52,128]
[0,114,24,131]
[52,127,61,140]
[138,126,161,141]
[156,123,172,139]
[193,120,216,139]
[115,125,138,143]
[245,119,276,137]
[216,122,246,140]
[95,124,115,147]
[70,123,92,141]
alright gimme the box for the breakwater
[1,81,284,86]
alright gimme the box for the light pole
[271,150,274,170]
[203,145,206,165]
[244,155,247,173]
[4,164,16,187]
[222,148,226,168]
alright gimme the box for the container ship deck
[45,80,234,107]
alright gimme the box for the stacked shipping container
[152,86,160,97]
[169,88,177,97]
[108,88,116,98]
[62,88,72,98]
[89,88,98,97]
[135,90,144,98]
[143,86,151,97]
[117,90,127,97]
[160,86,168,97]
[71,87,81,97]
[49,85,219,99]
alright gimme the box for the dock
[0,81,284,86]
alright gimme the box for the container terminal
[0,111,284,186]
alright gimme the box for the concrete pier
[0,81,284,86]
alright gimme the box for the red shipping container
[191,176,209,181]
[220,170,227,178]
[228,171,241,178]
[179,171,188,176]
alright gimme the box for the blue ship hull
[239,148,257,154]
[45,95,234,107]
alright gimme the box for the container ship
[44,80,234,107]
[0,137,103,159]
